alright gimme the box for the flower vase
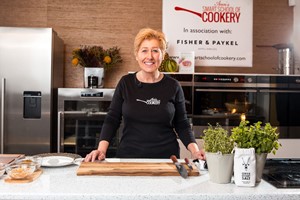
[84,67,104,88]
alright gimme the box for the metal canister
[256,44,295,75]
[278,47,294,75]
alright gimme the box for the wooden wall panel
[0,0,293,88]
[0,0,47,27]
[45,0,163,88]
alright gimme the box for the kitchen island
[0,159,299,200]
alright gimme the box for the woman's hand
[187,143,206,160]
[84,140,109,162]
[192,149,206,160]
[84,149,106,162]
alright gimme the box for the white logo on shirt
[136,98,160,105]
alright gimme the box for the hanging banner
[163,0,253,67]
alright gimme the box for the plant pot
[255,153,267,182]
[206,152,234,184]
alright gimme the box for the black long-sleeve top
[99,72,196,158]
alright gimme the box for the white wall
[268,139,300,158]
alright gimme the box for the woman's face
[136,39,163,73]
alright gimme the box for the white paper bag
[234,148,256,187]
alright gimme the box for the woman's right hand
[84,149,106,162]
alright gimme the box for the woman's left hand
[192,149,206,160]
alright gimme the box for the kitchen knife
[170,155,188,178]
[184,158,193,170]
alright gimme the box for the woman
[84,28,205,162]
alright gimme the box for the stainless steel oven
[191,73,300,158]
[168,73,193,117]
[57,88,118,157]
[192,74,261,138]
[256,75,300,138]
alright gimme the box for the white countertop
[0,159,299,200]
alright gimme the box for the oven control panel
[81,92,104,97]
[194,75,256,83]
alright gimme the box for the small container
[6,164,35,180]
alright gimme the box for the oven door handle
[87,111,108,116]
[258,89,300,93]
[195,89,257,92]
[61,111,108,116]
[62,111,88,115]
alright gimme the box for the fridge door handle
[1,78,5,154]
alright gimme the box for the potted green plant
[230,120,281,182]
[203,123,234,184]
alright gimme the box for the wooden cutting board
[77,162,200,176]
[4,169,43,183]
[0,154,24,165]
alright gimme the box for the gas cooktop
[262,159,300,188]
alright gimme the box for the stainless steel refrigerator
[0,27,64,155]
